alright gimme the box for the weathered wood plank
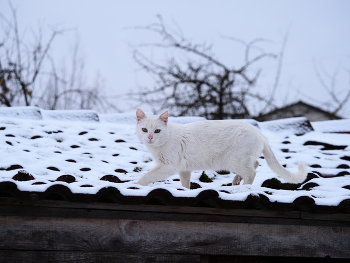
[0,216,349,258]
[301,212,350,222]
[0,197,302,220]
[1,197,350,228]
[0,251,198,263]
[203,255,350,263]
[1,203,349,228]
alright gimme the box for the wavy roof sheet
[0,107,349,213]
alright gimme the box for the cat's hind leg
[234,159,259,185]
[232,175,242,185]
[179,171,191,189]
[233,161,259,185]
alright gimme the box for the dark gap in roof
[45,130,63,134]
[115,169,127,174]
[190,182,202,189]
[65,159,77,163]
[304,141,347,150]
[313,171,350,178]
[83,152,91,155]
[101,160,108,163]
[281,149,289,153]
[70,145,80,148]
[340,156,350,161]
[54,151,62,154]
[285,156,291,159]
[5,134,15,137]
[6,164,23,171]
[0,127,5,130]
[199,171,213,183]
[31,135,42,139]
[293,196,316,213]
[222,183,232,186]
[80,168,91,172]
[337,171,350,176]
[216,170,230,175]
[282,141,291,144]
[130,161,137,164]
[261,173,318,190]
[109,132,115,134]
[133,167,142,172]
[115,139,126,143]
[261,178,282,190]
[100,175,122,183]
[88,138,98,141]
[129,147,137,150]
[23,149,30,152]
[337,164,350,169]
[172,179,180,181]
[47,166,60,172]
[79,131,88,135]
[343,185,350,190]
[6,141,13,146]
[310,164,322,168]
[112,154,119,157]
[12,170,34,181]
[301,182,319,190]
[56,175,76,183]
[100,146,106,148]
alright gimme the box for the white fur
[135,109,307,188]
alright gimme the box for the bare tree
[0,2,117,112]
[313,61,350,119]
[130,16,286,119]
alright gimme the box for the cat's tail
[262,140,307,184]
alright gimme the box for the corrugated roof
[0,107,349,213]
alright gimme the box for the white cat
[135,109,307,188]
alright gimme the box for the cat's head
[135,109,170,146]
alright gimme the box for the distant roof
[257,101,342,121]
[0,107,349,213]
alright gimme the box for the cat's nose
[148,135,153,140]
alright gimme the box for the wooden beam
[0,215,349,259]
[0,251,198,263]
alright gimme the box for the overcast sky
[3,0,350,117]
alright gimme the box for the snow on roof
[311,119,350,133]
[0,107,349,211]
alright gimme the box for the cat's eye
[142,128,148,132]
[154,129,161,133]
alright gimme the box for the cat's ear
[136,109,146,122]
[159,111,169,124]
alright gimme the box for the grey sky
[3,0,350,117]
